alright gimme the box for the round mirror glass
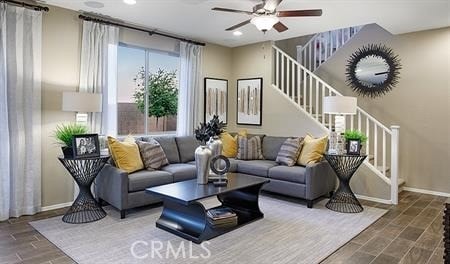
[355,55,390,87]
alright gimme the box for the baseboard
[355,194,392,205]
[41,201,73,212]
[401,187,450,197]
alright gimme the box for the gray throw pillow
[276,137,304,166]
[236,136,264,160]
[136,139,169,170]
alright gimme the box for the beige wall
[227,42,325,138]
[40,7,233,207]
[316,24,450,194]
[41,6,82,207]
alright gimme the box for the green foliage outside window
[133,68,178,126]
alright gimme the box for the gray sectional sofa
[96,135,336,218]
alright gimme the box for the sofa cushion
[161,164,196,182]
[237,160,278,177]
[228,158,240,173]
[151,136,180,164]
[128,170,173,192]
[268,165,306,184]
[175,136,200,163]
[263,136,289,161]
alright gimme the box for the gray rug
[31,195,386,264]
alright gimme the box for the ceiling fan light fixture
[250,15,279,32]
[123,0,137,5]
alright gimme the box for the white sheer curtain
[79,21,119,136]
[177,42,203,136]
[0,3,42,221]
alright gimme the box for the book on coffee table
[207,207,238,228]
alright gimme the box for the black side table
[58,155,109,224]
[324,154,367,213]
[444,198,449,263]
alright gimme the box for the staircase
[272,42,402,205]
[296,26,363,72]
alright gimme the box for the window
[117,44,180,135]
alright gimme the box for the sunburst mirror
[346,44,401,98]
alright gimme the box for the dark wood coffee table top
[146,173,269,205]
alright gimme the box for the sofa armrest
[96,164,129,210]
[305,160,337,200]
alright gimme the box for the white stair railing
[296,26,363,72]
[273,45,400,205]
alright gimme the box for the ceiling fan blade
[273,21,288,32]
[225,19,251,31]
[263,0,283,11]
[212,7,254,15]
[277,9,323,17]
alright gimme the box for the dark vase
[61,147,73,158]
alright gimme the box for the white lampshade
[62,92,102,113]
[323,96,357,115]
[250,15,279,32]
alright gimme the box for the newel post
[390,125,400,204]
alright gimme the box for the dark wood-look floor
[0,191,446,264]
[322,191,446,264]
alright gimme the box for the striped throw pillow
[136,139,169,170]
[236,136,265,160]
[276,137,304,166]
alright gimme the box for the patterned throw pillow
[220,130,248,158]
[236,136,264,160]
[136,139,169,170]
[276,137,304,166]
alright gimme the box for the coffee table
[146,173,269,243]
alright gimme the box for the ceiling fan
[212,0,322,33]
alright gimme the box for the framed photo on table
[347,139,361,155]
[204,78,228,124]
[237,78,263,126]
[72,134,100,158]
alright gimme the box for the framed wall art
[236,78,263,126]
[204,78,228,124]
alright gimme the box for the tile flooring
[0,191,446,264]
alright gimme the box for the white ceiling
[43,0,450,47]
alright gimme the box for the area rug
[31,195,386,264]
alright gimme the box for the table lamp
[62,91,102,127]
[323,96,357,134]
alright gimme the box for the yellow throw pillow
[108,136,144,173]
[297,134,328,166]
[220,130,248,158]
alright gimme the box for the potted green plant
[54,123,88,158]
[343,130,368,155]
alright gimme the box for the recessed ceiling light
[123,0,136,5]
[84,1,104,8]
[233,31,243,36]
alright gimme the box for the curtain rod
[78,14,206,47]
[2,0,49,12]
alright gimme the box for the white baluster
[366,117,370,157]
[281,55,285,93]
[374,125,378,168]
[287,59,290,96]
[275,50,279,87]
[358,111,361,131]
[321,83,325,124]
[297,67,301,105]
[324,32,328,62]
[391,125,400,204]
[303,68,306,109]
[309,74,313,114]
[316,80,320,119]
